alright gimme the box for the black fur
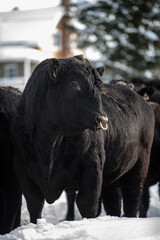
[0,86,22,234]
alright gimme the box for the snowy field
[1,184,160,240]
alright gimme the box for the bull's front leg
[76,159,103,218]
[14,155,44,224]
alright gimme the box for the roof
[0,46,46,61]
[0,6,64,43]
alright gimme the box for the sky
[0,0,60,12]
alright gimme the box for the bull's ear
[74,55,84,61]
[97,66,104,77]
[137,87,154,98]
[50,58,61,79]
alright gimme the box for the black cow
[100,82,160,218]
[131,78,160,104]
[11,55,107,223]
[110,79,135,91]
[0,86,22,234]
[139,101,160,217]
[66,82,155,220]
[11,56,154,224]
[129,84,160,217]
[135,86,160,217]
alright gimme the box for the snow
[1,185,160,240]
[3,217,160,240]
[0,0,60,12]
[0,46,45,61]
[0,7,64,43]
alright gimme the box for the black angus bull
[66,82,155,220]
[12,55,154,224]
[0,86,22,234]
[11,55,107,223]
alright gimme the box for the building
[0,0,82,90]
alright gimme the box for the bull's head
[25,55,108,137]
[48,55,108,134]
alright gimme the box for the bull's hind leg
[102,184,122,217]
[139,185,150,217]
[122,153,150,217]
[65,189,76,221]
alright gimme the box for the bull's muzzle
[98,115,108,130]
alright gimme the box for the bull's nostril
[97,115,108,130]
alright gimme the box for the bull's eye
[70,81,81,90]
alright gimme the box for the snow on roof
[0,46,46,61]
[0,6,64,43]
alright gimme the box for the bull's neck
[34,123,60,162]
[32,123,62,190]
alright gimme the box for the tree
[71,0,160,79]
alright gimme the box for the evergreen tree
[71,0,160,79]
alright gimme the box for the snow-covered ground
[1,184,160,240]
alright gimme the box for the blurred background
[0,0,160,90]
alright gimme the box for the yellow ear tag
[143,93,149,101]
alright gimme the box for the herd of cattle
[0,55,160,235]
